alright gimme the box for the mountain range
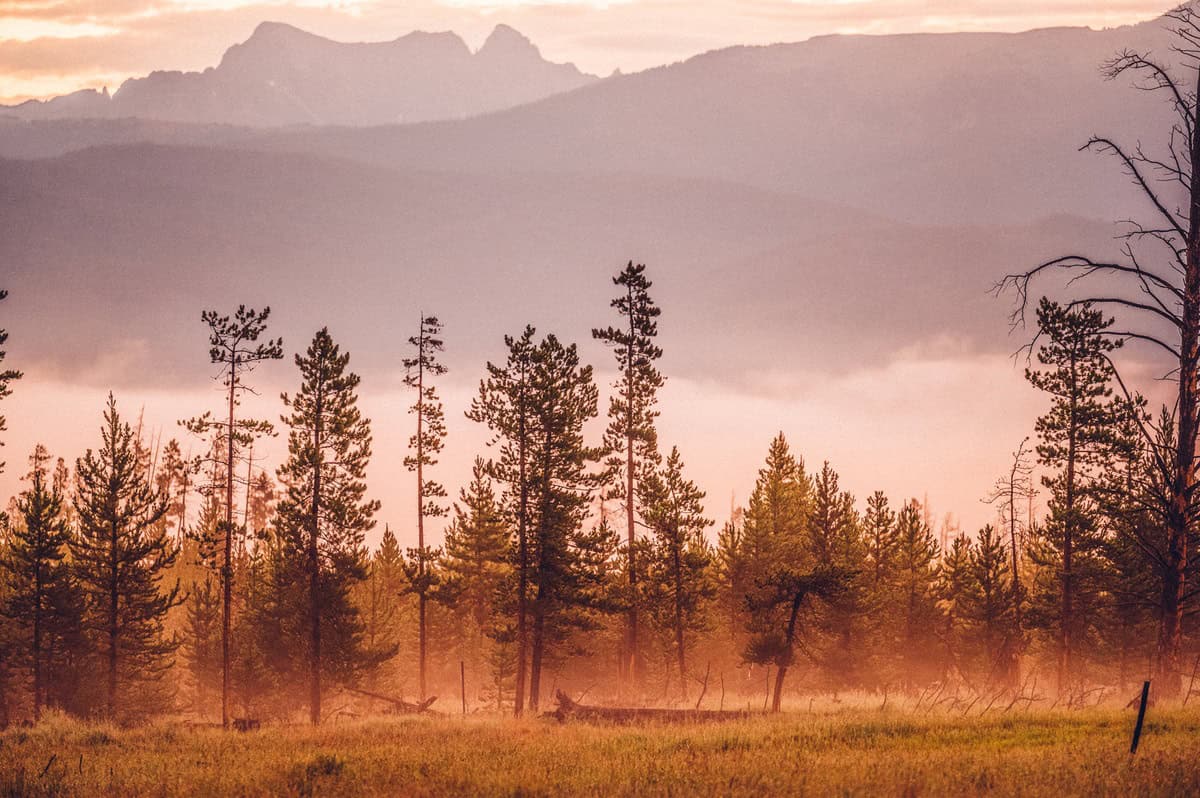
[0,22,596,126]
[0,14,1182,388]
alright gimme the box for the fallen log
[548,690,752,724]
[346,687,438,715]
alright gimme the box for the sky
[0,0,1174,103]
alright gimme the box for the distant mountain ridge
[1,22,598,126]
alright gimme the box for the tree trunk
[1159,61,1200,699]
[772,592,804,713]
[108,517,119,718]
[222,363,235,729]
[514,362,529,718]
[416,330,427,703]
[32,564,42,721]
[1060,362,1078,695]
[673,539,686,701]
[626,282,639,689]
[309,384,324,725]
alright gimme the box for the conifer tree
[403,314,448,701]
[1,445,77,720]
[73,395,182,718]
[0,289,22,474]
[1026,299,1124,692]
[525,333,600,711]
[184,576,222,716]
[809,464,865,678]
[966,524,1016,682]
[467,325,537,716]
[183,305,282,727]
[592,262,663,682]
[276,328,381,724]
[893,500,940,690]
[935,535,975,679]
[441,459,511,673]
[641,447,714,700]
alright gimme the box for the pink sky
[0,0,1173,103]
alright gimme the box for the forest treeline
[5,7,1200,727]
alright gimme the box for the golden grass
[2,706,1198,796]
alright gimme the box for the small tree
[1,445,78,720]
[73,395,182,719]
[641,446,714,701]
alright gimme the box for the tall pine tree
[0,289,21,474]
[592,263,663,684]
[276,328,381,724]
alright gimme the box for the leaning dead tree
[549,691,749,724]
[344,686,438,715]
[998,4,1200,696]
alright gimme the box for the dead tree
[998,5,1200,697]
[549,691,749,724]
[982,437,1036,682]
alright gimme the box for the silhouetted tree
[73,395,182,719]
[276,328,381,724]
[593,262,663,684]
[999,5,1200,694]
[641,446,714,700]
[467,326,537,716]
[403,314,448,701]
[1,445,78,720]
[183,305,282,727]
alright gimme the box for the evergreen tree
[893,500,940,690]
[592,262,663,683]
[641,446,714,700]
[183,576,222,717]
[965,524,1016,684]
[441,459,511,675]
[1,445,79,720]
[806,462,864,687]
[183,305,283,727]
[467,325,538,716]
[72,395,182,719]
[403,314,448,701]
[525,333,600,711]
[1026,299,1125,692]
[935,535,975,680]
[0,289,22,474]
[276,328,382,724]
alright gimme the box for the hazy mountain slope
[1,22,596,126]
[0,19,1179,227]
[0,145,1122,388]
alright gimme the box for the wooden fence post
[1130,680,1150,754]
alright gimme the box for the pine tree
[965,524,1016,683]
[441,459,511,675]
[183,576,222,717]
[276,328,382,724]
[807,462,865,686]
[1026,299,1124,692]
[183,305,283,727]
[0,289,22,474]
[893,500,940,690]
[1,445,78,720]
[525,333,600,711]
[73,395,182,719]
[935,535,975,680]
[592,262,663,683]
[641,447,714,700]
[467,325,538,716]
[403,314,448,701]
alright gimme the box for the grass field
[2,705,1198,796]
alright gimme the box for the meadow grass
[2,705,1198,796]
